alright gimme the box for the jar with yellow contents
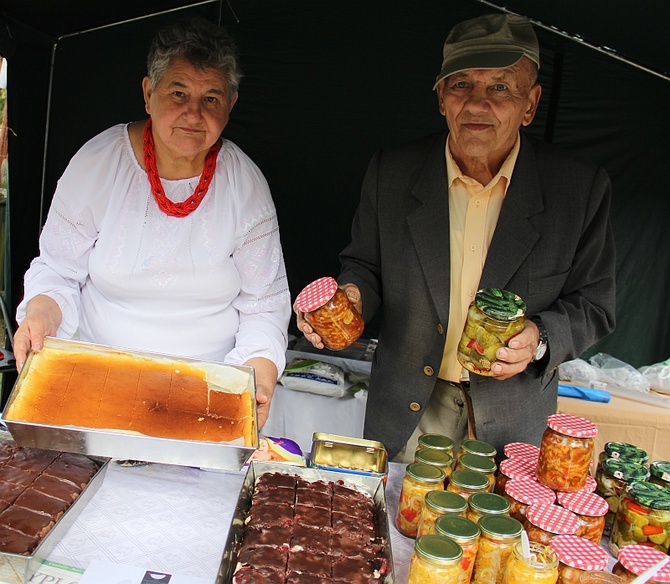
[457,438,497,464]
[417,433,455,457]
[415,448,453,483]
[417,490,468,537]
[471,515,523,584]
[407,535,464,584]
[467,492,511,525]
[448,469,490,500]
[503,541,559,584]
[435,515,481,584]
[457,453,497,492]
[396,463,446,538]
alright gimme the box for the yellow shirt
[438,134,521,382]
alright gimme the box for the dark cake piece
[232,565,285,584]
[45,457,97,488]
[0,524,41,555]
[295,489,331,509]
[331,531,382,559]
[245,502,293,528]
[55,452,100,472]
[331,556,379,583]
[254,472,297,491]
[1,466,40,487]
[332,494,375,520]
[331,512,376,539]
[0,505,55,538]
[0,440,18,465]
[7,447,59,472]
[292,524,333,554]
[286,548,331,577]
[286,572,334,584]
[31,474,82,502]
[296,477,332,495]
[15,488,70,519]
[237,543,289,572]
[0,479,27,504]
[251,487,295,506]
[293,503,330,527]
[243,524,292,548]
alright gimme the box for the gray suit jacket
[339,130,616,460]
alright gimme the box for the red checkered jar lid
[499,456,536,480]
[556,490,609,517]
[294,276,339,312]
[504,442,541,460]
[505,476,556,505]
[546,413,598,438]
[525,502,581,535]
[549,534,608,571]
[618,544,670,581]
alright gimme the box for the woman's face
[143,58,238,163]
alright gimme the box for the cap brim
[433,51,524,90]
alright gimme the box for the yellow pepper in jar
[503,541,559,584]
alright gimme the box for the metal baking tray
[1,337,258,471]
[0,431,109,584]
[216,460,395,583]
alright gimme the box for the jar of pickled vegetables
[417,433,455,456]
[457,453,497,492]
[504,476,556,523]
[609,480,670,557]
[471,515,523,584]
[556,490,609,545]
[536,413,598,492]
[503,540,559,584]
[415,448,454,482]
[448,469,490,500]
[650,461,670,489]
[496,456,537,496]
[598,442,649,467]
[407,534,464,584]
[549,534,609,584]
[596,458,650,538]
[417,490,468,537]
[611,543,670,583]
[457,438,497,464]
[397,463,446,538]
[467,492,511,525]
[524,502,581,545]
[457,288,526,376]
[504,441,541,462]
[578,574,626,584]
[294,276,364,351]
[435,515,481,584]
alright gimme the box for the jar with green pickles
[598,441,649,467]
[467,492,511,525]
[456,453,497,492]
[407,535,464,584]
[457,288,526,376]
[417,490,468,537]
[595,457,650,537]
[435,515,481,584]
[650,461,670,489]
[609,480,670,557]
[415,448,454,482]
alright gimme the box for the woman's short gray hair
[147,17,242,96]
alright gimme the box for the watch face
[534,342,547,361]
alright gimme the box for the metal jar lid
[626,480,670,510]
[468,492,511,515]
[450,469,489,491]
[425,490,468,515]
[418,433,454,452]
[406,462,446,484]
[460,439,497,459]
[474,288,526,321]
[602,458,650,484]
[435,515,481,543]
[603,441,649,465]
[478,515,523,540]
[415,448,453,469]
[650,460,670,483]
[414,534,463,565]
[549,534,609,572]
[459,453,496,474]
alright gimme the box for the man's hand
[13,295,62,371]
[489,318,541,380]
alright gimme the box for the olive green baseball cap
[433,13,540,89]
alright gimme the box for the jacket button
[437,324,444,335]
[423,366,434,376]
[409,402,421,412]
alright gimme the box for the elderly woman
[13,18,290,427]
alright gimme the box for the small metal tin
[309,432,388,480]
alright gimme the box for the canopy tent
[1,0,668,388]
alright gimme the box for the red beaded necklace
[142,118,220,218]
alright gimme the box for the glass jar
[471,515,523,584]
[415,448,453,483]
[536,413,598,492]
[595,458,649,537]
[609,480,670,557]
[417,490,468,537]
[457,453,497,492]
[496,456,537,496]
[548,534,609,584]
[503,541,559,584]
[556,490,609,545]
[597,441,649,467]
[524,502,581,545]
[467,492,511,525]
[407,534,464,584]
[504,441,541,461]
[293,276,364,351]
[504,476,556,523]
[396,463,446,538]
[457,439,498,464]
[611,542,670,583]
[417,433,455,456]
[448,469,490,500]
[578,573,626,584]
[435,515,481,584]
[457,288,526,377]
[650,461,670,489]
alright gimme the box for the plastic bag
[588,352,650,392]
[639,358,670,393]
[279,358,347,397]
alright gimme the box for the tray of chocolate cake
[1,337,258,471]
[217,460,394,583]
[0,430,109,584]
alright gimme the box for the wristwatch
[531,316,548,362]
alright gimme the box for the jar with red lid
[496,456,537,496]
[536,413,598,492]
[504,441,541,461]
[294,276,364,350]
[556,490,609,545]
[524,502,581,545]
[549,534,609,584]
[502,540,559,584]
[578,574,626,584]
[611,543,670,583]
[396,463,446,538]
[504,476,556,523]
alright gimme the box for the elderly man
[298,13,616,462]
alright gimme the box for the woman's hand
[244,356,278,429]
[13,295,62,371]
[294,283,362,349]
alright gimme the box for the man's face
[436,58,541,167]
